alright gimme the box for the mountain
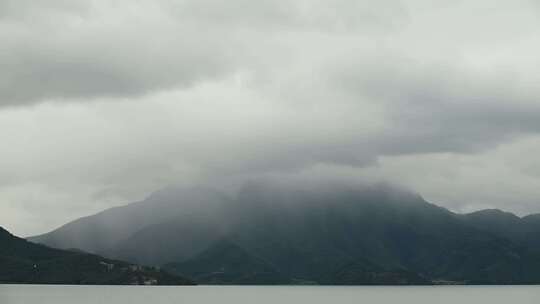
[30,181,540,285]
[320,259,430,285]
[0,226,193,285]
[30,187,227,263]
[461,209,540,251]
[164,239,290,285]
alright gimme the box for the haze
[2,0,540,236]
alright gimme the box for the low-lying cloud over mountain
[1,0,540,235]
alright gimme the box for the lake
[1,285,539,304]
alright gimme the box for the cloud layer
[1,0,540,235]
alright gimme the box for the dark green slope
[461,210,540,253]
[165,240,290,284]
[0,227,193,285]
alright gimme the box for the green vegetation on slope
[0,227,193,285]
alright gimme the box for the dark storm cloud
[0,0,405,107]
[0,35,232,105]
[0,0,238,106]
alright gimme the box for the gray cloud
[330,56,540,156]
[0,1,238,106]
[1,0,540,236]
[0,0,405,107]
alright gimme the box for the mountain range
[29,181,540,285]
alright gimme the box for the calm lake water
[1,285,539,304]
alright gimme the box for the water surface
[1,285,539,304]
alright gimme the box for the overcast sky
[2,0,540,236]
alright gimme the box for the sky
[2,0,540,236]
